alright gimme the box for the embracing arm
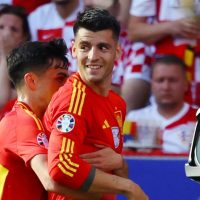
[30,154,101,200]
[31,154,147,200]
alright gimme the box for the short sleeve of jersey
[44,77,95,190]
[130,0,156,17]
[15,107,48,165]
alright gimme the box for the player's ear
[115,43,121,61]
[71,40,77,58]
[24,72,38,91]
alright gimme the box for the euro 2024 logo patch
[37,132,49,149]
[56,114,75,133]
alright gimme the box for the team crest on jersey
[56,114,75,133]
[114,110,123,128]
[37,133,49,149]
[112,127,120,148]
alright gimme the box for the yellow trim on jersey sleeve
[59,154,77,173]
[58,138,79,177]
[0,164,9,199]
[17,102,44,130]
[58,164,74,177]
[69,79,78,113]
[23,109,43,130]
[63,154,79,167]
[68,79,86,116]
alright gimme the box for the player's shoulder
[109,90,126,109]
[69,73,87,91]
[15,102,43,130]
[54,73,84,95]
[0,107,17,128]
[110,90,124,100]
[49,73,87,109]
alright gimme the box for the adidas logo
[102,120,110,129]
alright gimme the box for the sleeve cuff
[79,166,96,191]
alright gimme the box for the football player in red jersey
[44,8,148,200]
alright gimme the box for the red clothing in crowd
[2,0,50,13]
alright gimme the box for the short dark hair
[7,38,69,87]
[0,4,31,41]
[152,54,186,75]
[73,7,120,41]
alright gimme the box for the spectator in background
[121,42,152,112]
[0,4,30,118]
[122,0,200,112]
[118,0,131,29]
[28,0,84,76]
[126,55,197,154]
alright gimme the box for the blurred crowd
[0,0,200,154]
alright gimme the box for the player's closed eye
[56,75,68,83]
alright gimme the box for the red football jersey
[44,73,126,200]
[0,101,48,200]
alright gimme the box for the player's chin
[87,76,102,83]
[86,71,102,80]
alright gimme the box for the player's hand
[80,144,123,172]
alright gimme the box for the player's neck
[90,84,111,97]
[80,76,112,97]
[18,95,45,119]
